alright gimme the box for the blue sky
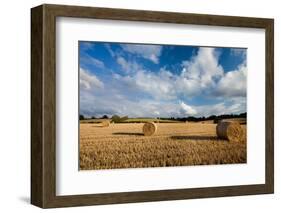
[79,41,247,118]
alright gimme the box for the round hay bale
[100,120,110,127]
[143,122,157,136]
[216,121,243,142]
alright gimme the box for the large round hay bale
[216,121,243,142]
[143,122,157,136]
[100,120,110,127]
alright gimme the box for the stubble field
[79,122,246,170]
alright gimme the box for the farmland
[79,122,247,170]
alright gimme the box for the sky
[79,41,247,118]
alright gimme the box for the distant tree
[79,114,85,120]
[239,112,247,118]
[122,115,128,120]
[91,116,96,119]
[208,115,216,120]
[213,118,220,124]
[111,115,120,122]
[111,115,128,123]
[101,115,109,119]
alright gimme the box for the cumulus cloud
[180,102,197,116]
[80,54,105,69]
[230,48,246,58]
[104,43,116,57]
[121,44,162,64]
[117,68,177,100]
[180,47,224,89]
[134,69,176,100]
[80,42,94,50]
[91,58,105,68]
[171,47,224,98]
[195,99,246,117]
[80,68,104,90]
[113,47,246,101]
[215,62,247,97]
[116,56,142,73]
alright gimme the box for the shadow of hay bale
[170,135,219,141]
[112,132,144,136]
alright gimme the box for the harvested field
[79,123,247,170]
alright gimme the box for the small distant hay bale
[216,121,243,142]
[100,120,110,127]
[143,122,157,136]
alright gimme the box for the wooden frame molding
[31,4,274,208]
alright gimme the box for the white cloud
[134,69,175,99]
[215,63,247,97]
[80,54,105,68]
[80,42,94,50]
[116,56,142,73]
[104,44,115,57]
[181,47,224,89]
[80,68,104,90]
[116,57,128,71]
[114,47,246,101]
[195,98,246,117]
[121,44,162,63]
[119,69,177,100]
[174,77,201,97]
[154,111,160,116]
[230,48,246,58]
[90,58,105,68]
[180,102,197,116]
[172,47,246,99]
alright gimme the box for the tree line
[79,112,246,123]
[166,112,246,123]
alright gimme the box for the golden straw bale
[143,122,157,136]
[216,121,243,142]
[100,120,110,127]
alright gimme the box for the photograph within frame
[78,41,247,171]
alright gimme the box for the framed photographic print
[31,4,274,208]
